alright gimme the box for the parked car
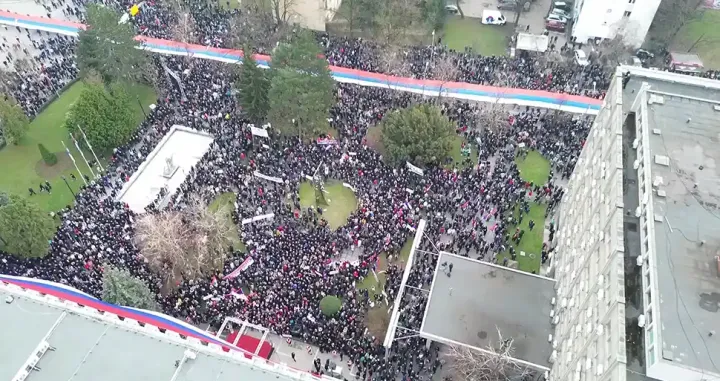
[550,8,570,18]
[445,4,459,14]
[635,48,655,61]
[552,1,571,11]
[546,13,568,23]
[498,1,518,10]
[545,19,566,32]
[574,49,590,66]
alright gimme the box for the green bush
[38,143,57,166]
[319,295,342,316]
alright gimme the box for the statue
[162,155,179,178]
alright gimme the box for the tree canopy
[77,4,147,84]
[236,48,270,123]
[0,193,55,258]
[0,94,30,145]
[65,82,137,152]
[380,104,456,166]
[267,31,334,137]
[319,295,342,316]
[102,265,158,310]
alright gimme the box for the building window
[624,11,632,17]
[628,0,636,3]
[607,8,612,13]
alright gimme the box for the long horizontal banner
[0,11,603,114]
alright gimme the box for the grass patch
[298,180,358,229]
[0,81,156,212]
[209,192,246,252]
[219,0,241,9]
[671,9,720,70]
[365,124,386,157]
[497,202,547,273]
[515,150,550,185]
[449,135,475,168]
[443,16,509,56]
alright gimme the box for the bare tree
[229,7,288,53]
[429,52,460,103]
[445,328,534,381]
[595,34,633,69]
[134,195,237,286]
[374,0,419,45]
[477,73,512,133]
[267,0,298,26]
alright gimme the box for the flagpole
[62,140,88,186]
[70,133,96,178]
[77,125,104,172]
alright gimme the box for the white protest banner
[343,183,357,192]
[253,171,283,184]
[250,126,269,138]
[241,213,275,225]
[223,257,255,279]
[316,137,338,145]
[406,162,424,176]
[405,188,414,194]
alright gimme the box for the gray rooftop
[420,252,555,370]
[0,288,291,381]
[644,90,720,373]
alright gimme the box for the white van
[482,10,506,25]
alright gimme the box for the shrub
[319,295,342,316]
[38,143,57,166]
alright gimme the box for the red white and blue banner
[0,11,604,114]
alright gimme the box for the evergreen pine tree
[38,143,57,166]
[236,47,270,123]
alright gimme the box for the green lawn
[443,16,509,56]
[496,150,551,273]
[219,0,241,9]
[672,10,720,69]
[208,192,246,252]
[0,81,157,212]
[298,180,358,229]
[497,202,547,273]
[450,135,475,168]
[515,150,551,185]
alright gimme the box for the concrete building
[571,0,662,47]
[550,67,720,381]
[0,274,329,381]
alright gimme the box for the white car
[482,10,506,25]
[445,4,459,14]
[546,13,568,23]
[574,50,590,66]
[550,8,570,18]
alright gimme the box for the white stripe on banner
[250,126,269,138]
[223,257,255,279]
[253,171,283,184]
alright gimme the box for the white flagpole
[77,125,104,172]
[62,140,88,186]
[70,133,95,178]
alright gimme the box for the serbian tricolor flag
[228,288,247,301]
[223,257,255,279]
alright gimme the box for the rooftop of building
[623,68,720,376]
[0,278,315,381]
[419,251,556,370]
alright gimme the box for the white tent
[516,33,549,53]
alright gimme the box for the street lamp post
[137,95,147,118]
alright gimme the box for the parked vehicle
[545,19,566,32]
[574,49,590,66]
[552,1,571,11]
[550,8,570,18]
[546,13,568,23]
[498,1,518,10]
[445,4,459,14]
[482,10,507,25]
[635,48,654,61]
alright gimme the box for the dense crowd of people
[0,2,603,380]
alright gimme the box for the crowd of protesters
[0,2,601,380]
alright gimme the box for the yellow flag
[130,4,140,16]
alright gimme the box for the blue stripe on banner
[0,275,226,346]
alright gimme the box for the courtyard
[0,81,156,212]
[443,16,510,56]
[298,179,358,229]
